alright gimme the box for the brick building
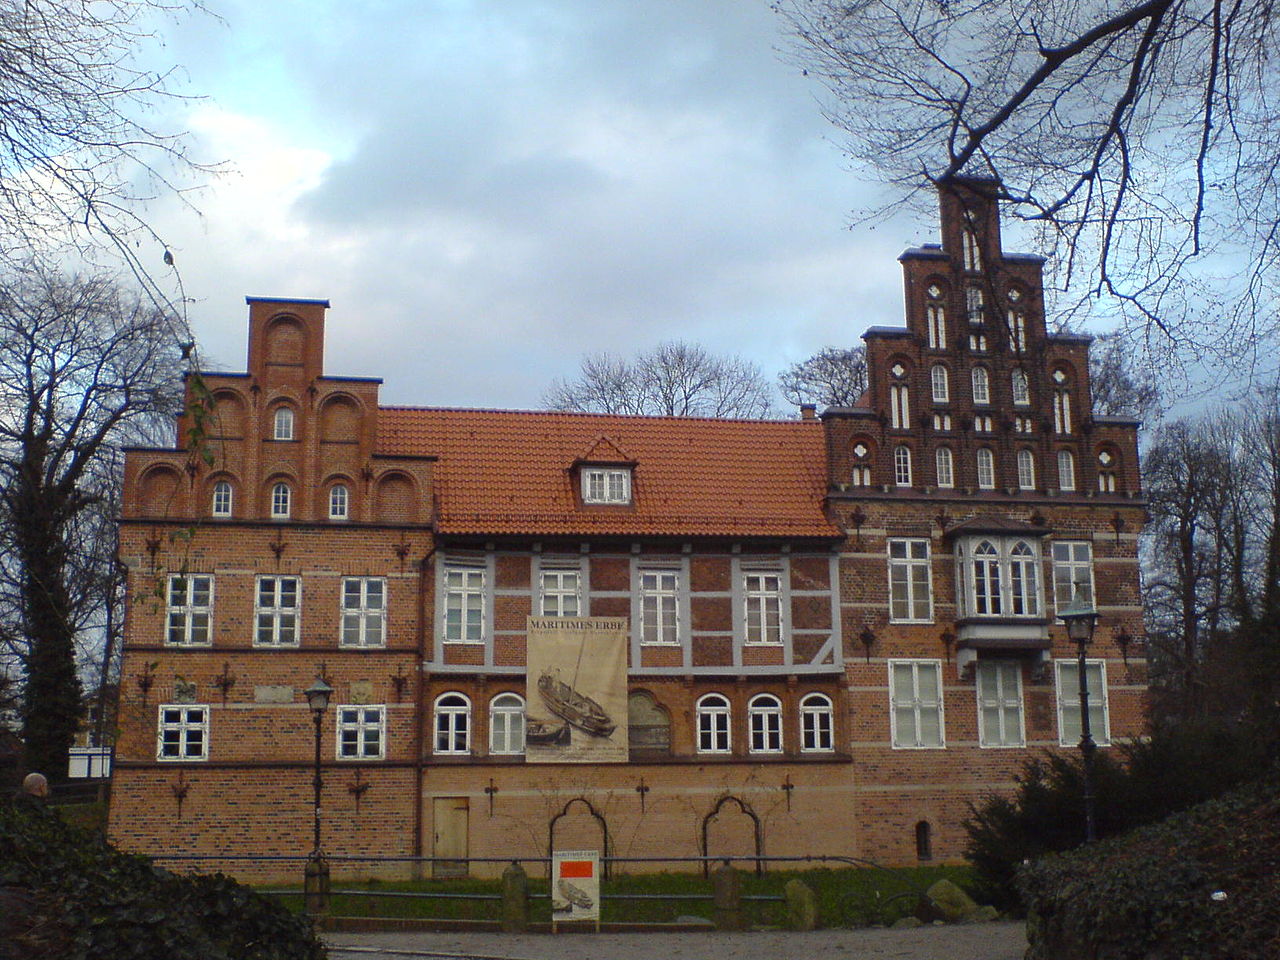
[108,179,1146,879]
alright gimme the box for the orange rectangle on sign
[559,860,593,878]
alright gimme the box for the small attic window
[582,467,631,505]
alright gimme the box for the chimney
[800,404,817,420]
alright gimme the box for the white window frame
[489,693,526,755]
[971,366,990,405]
[539,567,582,618]
[166,574,213,646]
[1055,659,1111,747]
[957,536,1045,620]
[273,406,295,440]
[211,481,233,517]
[433,693,471,755]
[443,565,486,643]
[1007,310,1026,352]
[341,577,386,648]
[582,467,631,504]
[930,364,949,403]
[1052,541,1095,616]
[1058,450,1076,491]
[963,228,981,272]
[889,660,945,749]
[329,484,349,520]
[888,538,933,623]
[336,705,385,760]
[743,571,783,646]
[1054,390,1072,434]
[1008,541,1041,616]
[1012,369,1030,405]
[799,693,834,752]
[935,447,954,488]
[894,445,913,486]
[254,575,300,647]
[748,694,783,754]
[926,301,946,349]
[696,693,731,754]
[270,482,291,519]
[976,448,995,489]
[977,661,1025,748]
[156,704,209,761]
[890,383,910,429]
[639,568,680,646]
[966,286,984,324]
[1017,449,1036,490]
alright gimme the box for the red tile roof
[377,407,838,538]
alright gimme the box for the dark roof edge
[245,296,332,307]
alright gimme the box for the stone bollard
[784,878,818,931]
[712,861,744,931]
[501,861,529,932]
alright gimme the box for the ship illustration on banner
[525,617,628,763]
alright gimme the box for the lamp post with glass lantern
[1058,592,1101,843]
[303,676,333,915]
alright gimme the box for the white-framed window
[799,693,834,752]
[166,574,212,646]
[956,537,1044,619]
[157,705,208,761]
[963,228,982,272]
[894,445,913,486]
[1054,390,1072,434]
[1007,310,1026,352]
[1015,416,1035,433]
[1056,660,1110,746]
[255,576,300,646]
[270,482,291,519]
[966,286,984,324]
[1058,450,1077,491]
[211,481,233,517]
[976,447,995,489]
[851,441,872,486]
[748,694,783,754]
[935,447,954,488]
[1098,450,1118,492]
[1012,369,1030,405]
[932,413,952,431]
[888,539,932,622]
[1008,541,1041,615]
[341,577,386,647]
[1052,541,1094,615]
[889,660,944,749]
[337,705,385,760]
[539,567,581,617]
[971,366,990,404]
[974,415,993,433]
[696,693,731,754]
[443,565,486,643]
[433,693,471,755]
[273,407,295,440]
[489,693,526,755]
[977,661,1025,747]
[582,467,631,504]
[639,569,680,645]
[930,364,949,403]
[926,297,946,350]
[1017,449,1036,490]
[890,383,910,429]
[329,484,349,520]
[743,572,783,645]
[969,333,988,352]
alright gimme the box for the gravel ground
[323,923,1028,960]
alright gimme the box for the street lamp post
[1059,593,1101,843]
[303,676,333,916]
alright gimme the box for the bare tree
[0,0,212,301]
[778,346,868,410]
[1088,333,1163,423]
[776,0,1280,377]
[544,340,776,418]
[0,267,182,778]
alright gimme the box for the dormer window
[582,467,631,504]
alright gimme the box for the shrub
[0,800,324,960]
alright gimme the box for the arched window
[851,442,872,487]
[931,365,949,403]
[628,691,671,755]
[962,228,981,272]
[1011,369,1030,405]
[966,286,984,325]
[971,366,990,405]
[799,693,834,752]
[696,693,731,754]
[1017,449,1036,490]
[976,448,995,489]
[890,383,910,428]
[328,484,349,520]
[1058,450,1076,491]
[1054,390,1072,434]
[935,447,954,488]
[211,481,232,517]
[489,693,525,755]
[1009,541,1040,616]
[748,694,783,754]
[270,482,291,519]
[273,406,295,441]
[973,541,1002,615]
[1098,449,1119,492]
[926,286,946,349]
[894,445,913,487]
[433,693,471,755]
[916,821,933,861]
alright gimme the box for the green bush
[964,720,1268,911]
[0,800,325,960]
[1018,772,1280,960]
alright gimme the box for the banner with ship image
[526,617,628,763]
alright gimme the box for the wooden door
[432,797,469,878]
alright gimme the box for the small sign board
[551,849,600,928]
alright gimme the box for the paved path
[324,923,1028,960]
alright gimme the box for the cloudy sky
[142,0,982,410]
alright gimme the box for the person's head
[21,772,48,798]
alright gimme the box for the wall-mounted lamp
[1113,626,1133,665]
[859,626,877,663]
[940,630,955,664]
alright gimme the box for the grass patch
[264,863,975,928]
